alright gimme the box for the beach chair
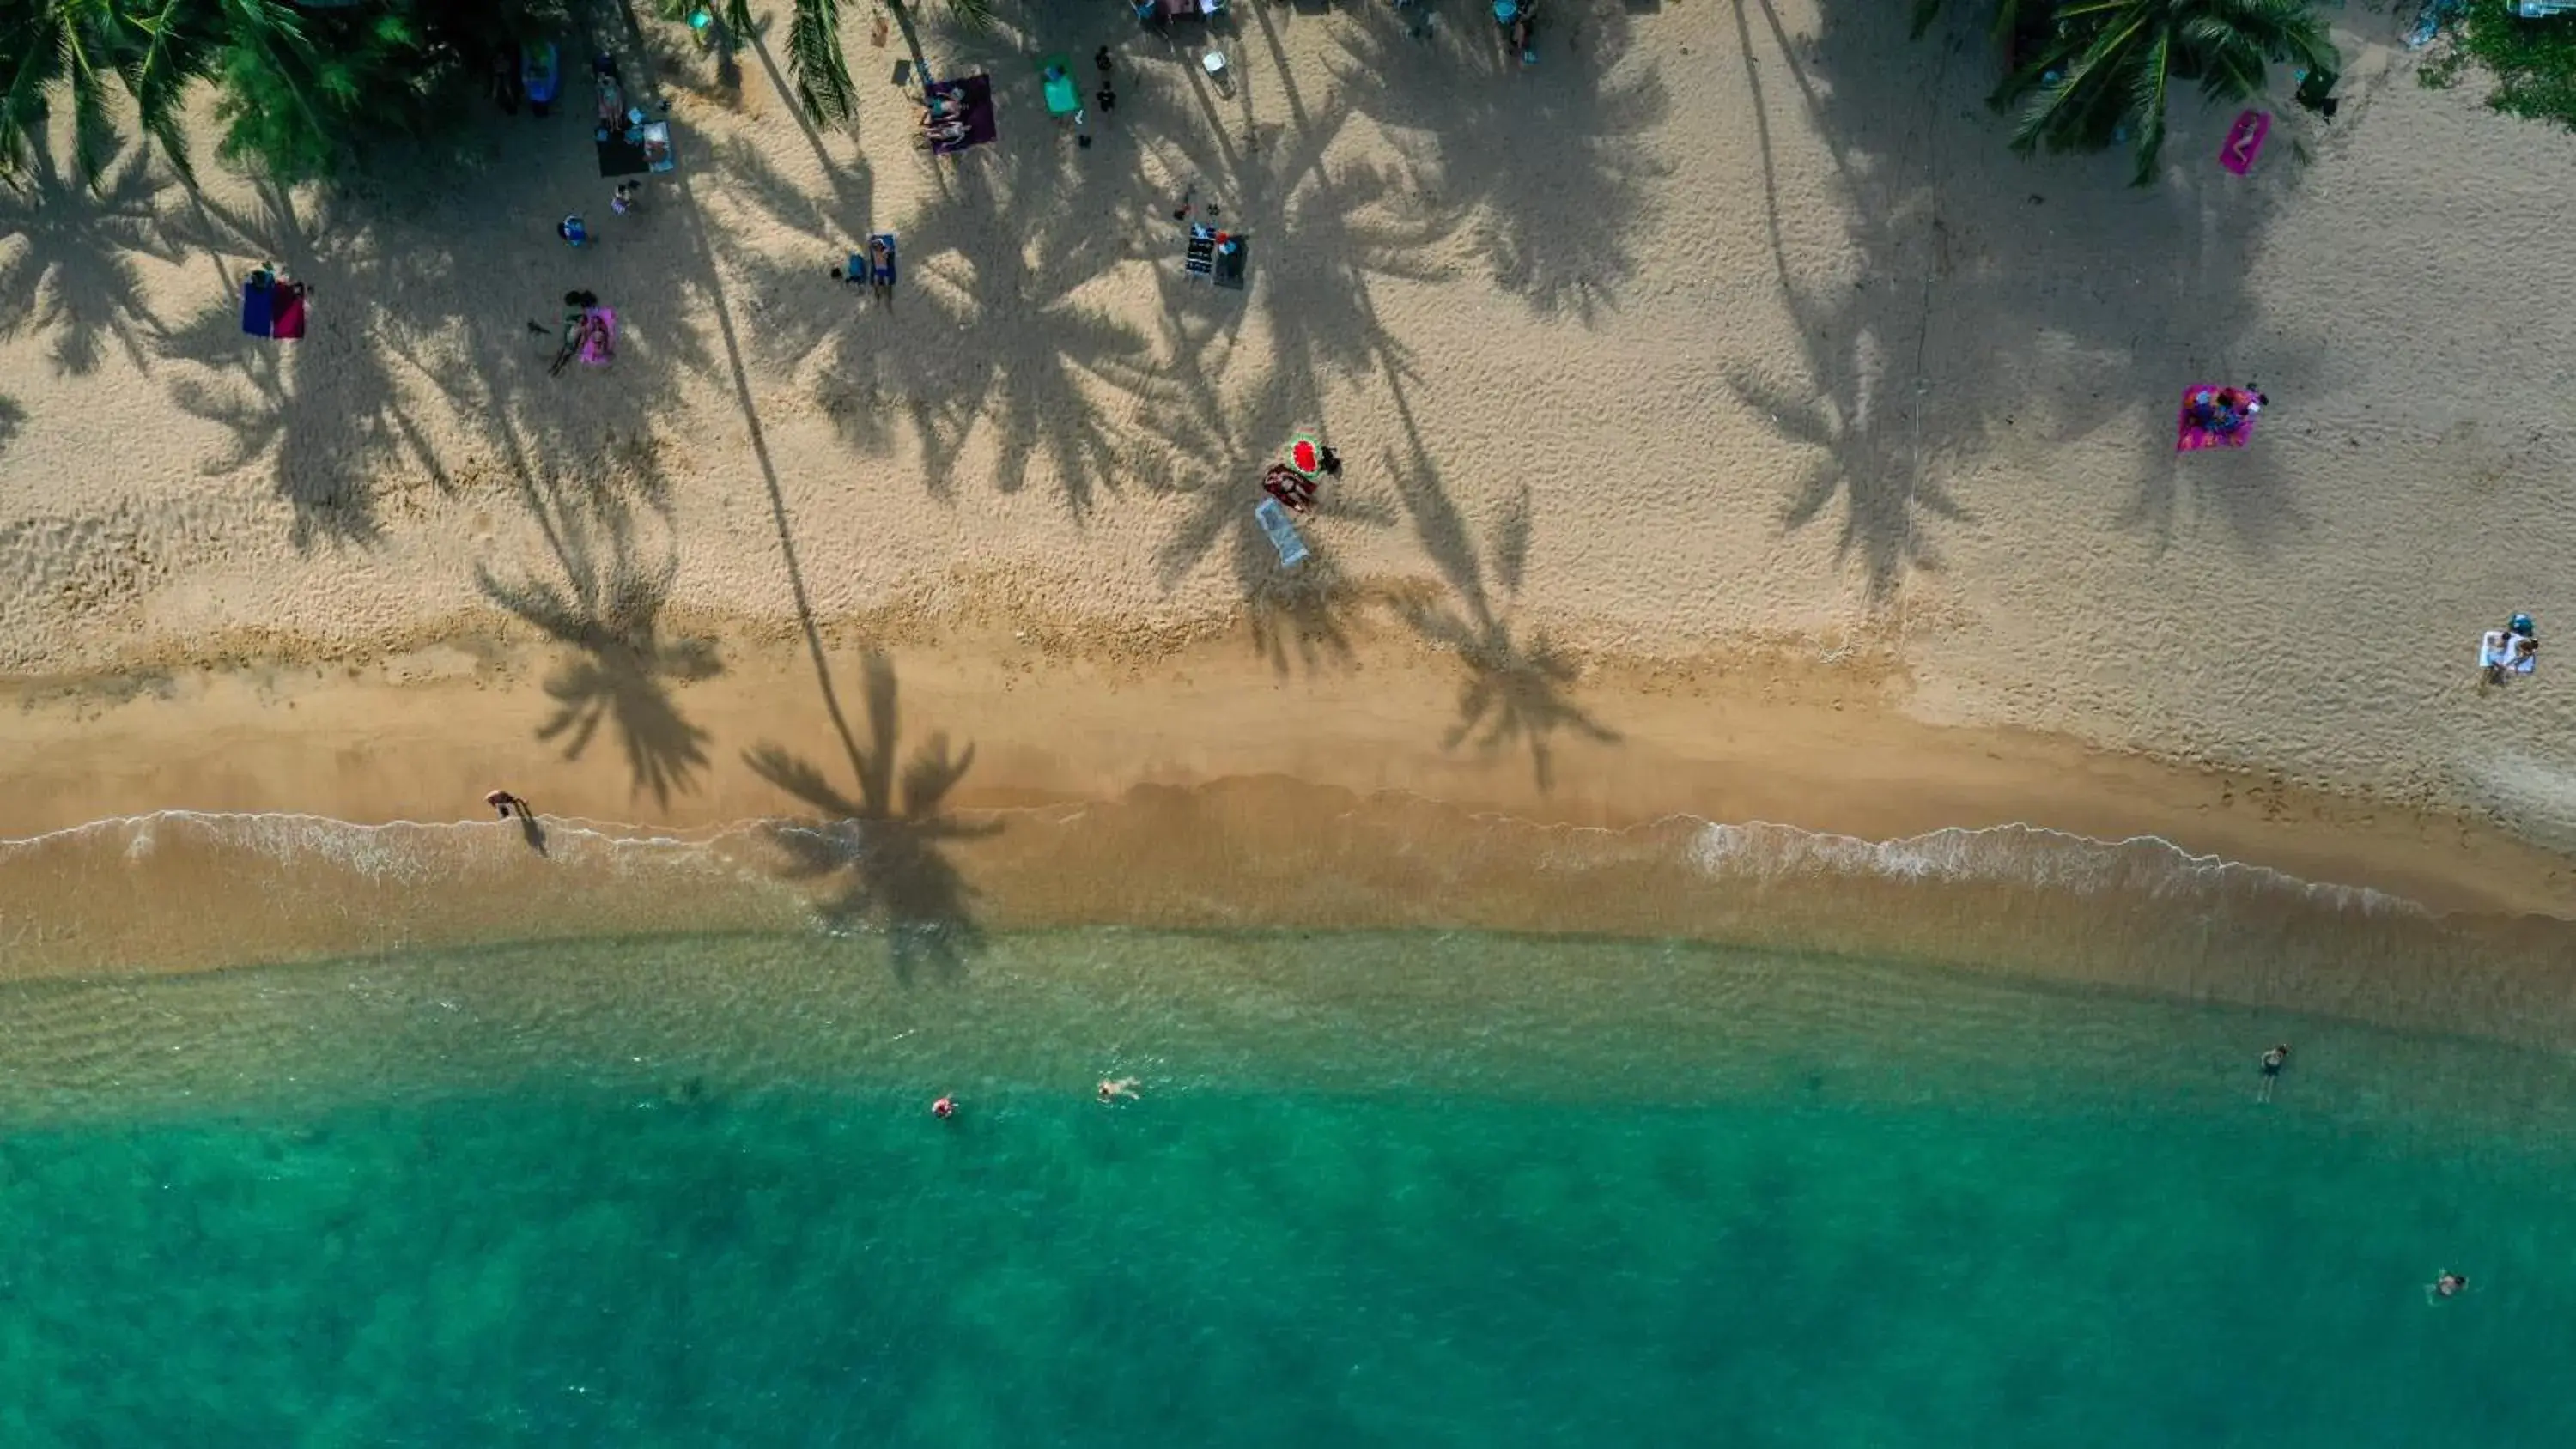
[1255,497,1309,568]
[1184,223,1218,280]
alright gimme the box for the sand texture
[1,1,2570,855]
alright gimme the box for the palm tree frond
[785,0,857,128]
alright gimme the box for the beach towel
[2219,110,2270,176]
[271,284,307,341]
[930,75,998,155]
[1040,55,1080,118]
[870,233,897,287]
[580,306,617,366]
[240,273,275,337]
[1255,497,1309,568]
[1214,233,1248,291]
[1184,224,1218,279]
[2481,630,2538,676]
[2175,385,2257,452]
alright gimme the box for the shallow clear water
[5,927,2574,1446]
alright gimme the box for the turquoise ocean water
[6,916,2576,1446]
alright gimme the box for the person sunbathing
[918,118,970,148]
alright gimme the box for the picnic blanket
[2175,385,2256,452]
[1255,497,1309,568]
[2219,110,2270,176]
[598,120,676,177]
[930,74,998,155]
[580,307,617,366]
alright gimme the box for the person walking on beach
[1098,1077,1141,1104]
[2257,1042,2290,1102]
[484,789,529,820]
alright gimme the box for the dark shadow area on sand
[744,653,996,983]
[150,28,714,549]
[1729,0,2313,603]
[1322,0,1669,324]
[0,143,175,379]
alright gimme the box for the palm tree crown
[1990,0,2337,185]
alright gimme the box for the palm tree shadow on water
[475,479,722,808]
[745,652,996,983]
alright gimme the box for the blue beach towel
[240,274,275,337]
[1255,498,1309,568]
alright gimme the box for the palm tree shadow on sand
[475,480,721,807]
[744,652,996,983]
[1385,446,1619,792]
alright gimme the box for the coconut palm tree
[0,0,215,186]
[1993,0,2336,185]
[777,0,990,129]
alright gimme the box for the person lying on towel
[1262,463,1315,512]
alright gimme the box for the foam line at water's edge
[0,791,2449,919]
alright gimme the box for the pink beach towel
[2175,385,2257,452]
[2219,110,2270,176]
[579,306,617,366]
[271,284,307,340]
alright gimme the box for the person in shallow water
[483,789,528,819]
[1097,1078,1141,1103]
[2257,1042,2290,1101]
[932,1094,957,1119]
[2430,1271,2469,1301]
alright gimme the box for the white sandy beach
[1,0,2571,860]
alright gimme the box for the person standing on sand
[484,789,528,820]
[2257,1042,2289,1101]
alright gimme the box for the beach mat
[933,74,997,155]
[240,276,274,337]
[2219,110,2270,176]
[2174,385,2254,452]
[579,306,616,366]
[1255,497,1309,567]
[270,285,307,341]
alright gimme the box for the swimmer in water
[2430,1271,2469,1301]
[2257,1043,2290,1102]
[1097,1077,1140,1104]
[932,1094,957,1119]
